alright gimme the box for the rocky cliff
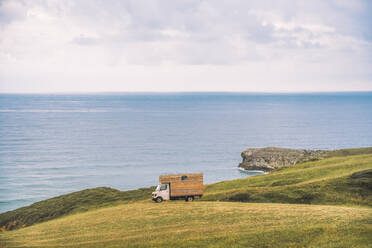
[238,147,325,171]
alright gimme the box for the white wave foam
[238,167,267,174]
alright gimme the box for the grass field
[1,201,371,248]
[0,149,371,247]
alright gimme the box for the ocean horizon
[1,92,372,213]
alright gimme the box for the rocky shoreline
[238,147,325,172]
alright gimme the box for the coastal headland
[238,146,372,171]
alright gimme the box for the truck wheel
[156,197,163,203]
[186,196,193,202]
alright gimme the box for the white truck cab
[152,183,170,202]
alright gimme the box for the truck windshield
[155,184,167,191]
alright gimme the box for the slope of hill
[1,201,371,248]
[204,154,372,206]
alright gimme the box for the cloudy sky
[0,0,371,93]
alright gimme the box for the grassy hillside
[1,149,372,232]
[0,186,154,231]
[203,154,372,206]
[1,201,371,248]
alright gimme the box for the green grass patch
[323,147,372,158]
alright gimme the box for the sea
[1,92,372,213]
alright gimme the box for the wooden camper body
[159,173,203,197]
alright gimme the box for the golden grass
[1,201,371,248]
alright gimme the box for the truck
[152,173,203,203]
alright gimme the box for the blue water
[1,92,372,213]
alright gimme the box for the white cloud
[0,0,371,92]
